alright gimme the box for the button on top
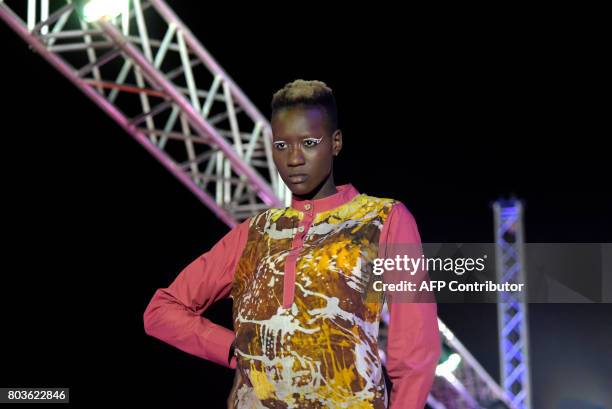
[297,225,305,233]
[304,203,311,210]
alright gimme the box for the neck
[294,175,337,201]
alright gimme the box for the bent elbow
[143,296,161,337]
[143,309,153,336]
[143,307,154,336]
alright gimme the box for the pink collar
[290,183,360,213]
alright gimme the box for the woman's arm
[143,217,251,368]
[226,367,242,409]
[379,202,441,409]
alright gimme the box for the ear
[332,129,343,157]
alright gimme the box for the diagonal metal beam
[1,0,289,226]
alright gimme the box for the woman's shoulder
[353,193,417,224]
[242,206,302,229]
[354,192,403,210]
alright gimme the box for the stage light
[436,352,461,377]
[75,0,129,23]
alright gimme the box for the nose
[288,145,305,167]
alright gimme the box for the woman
[144,80,440,408]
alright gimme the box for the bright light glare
[83,0,128,22]
[436,353,462,377]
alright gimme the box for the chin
[287,182,313,197]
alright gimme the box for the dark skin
[271,106,342,200]
[227,105,342,408]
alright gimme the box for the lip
[288,174,308,184]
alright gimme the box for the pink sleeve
[379,202,441,409]
[143,217,251,369]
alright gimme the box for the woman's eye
[273,142,287,150]
[303,138,322,147]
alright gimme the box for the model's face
[271,106,341,197]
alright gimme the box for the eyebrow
[273,135,323,142]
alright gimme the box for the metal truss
[430,319,517,409]
[379,305,517,409]
[0,0,290,227]
[493,200,532,409]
